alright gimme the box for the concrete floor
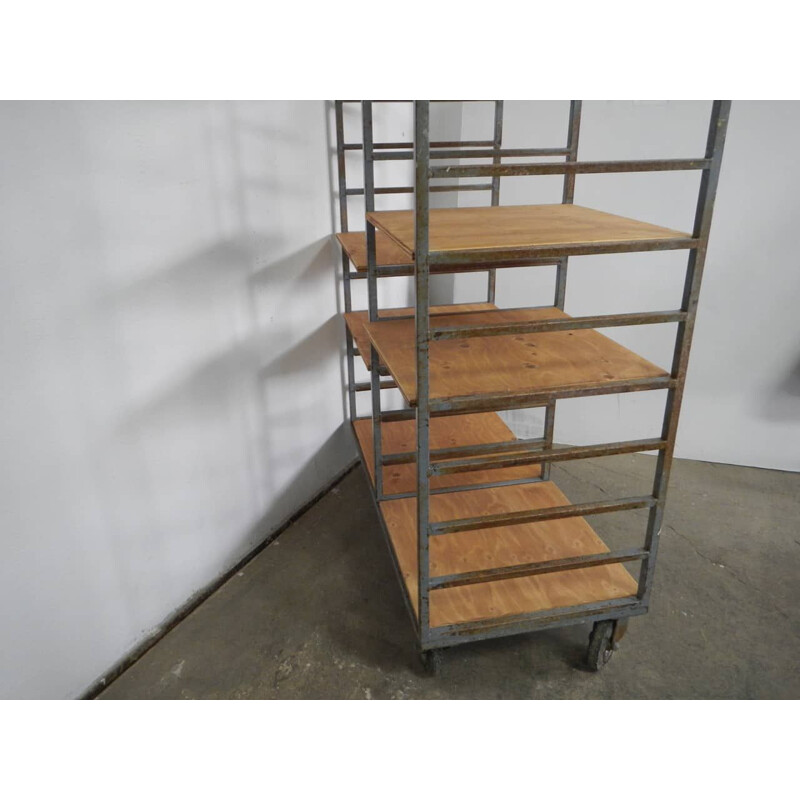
[100,455,800,699]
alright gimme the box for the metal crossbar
[374,147,571,161]
[429,158,711,179]
[345,183,493,195]
[343,140,495,150]
[428,237,698,266]
[429,548,648,591]
[428,597,646,649]
[429,437,667,476]
[428,376,675,414]
[431,496,655,536]
[429,310,686,340]
[382,435,546,466]
[354,379,397,392]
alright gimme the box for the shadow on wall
[116,234,345,480]
[97,227,350,625]
[761,353,800,421]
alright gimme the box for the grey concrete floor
[100,455,800,699]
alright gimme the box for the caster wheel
[587,620,615,672]
[420,649,442,676]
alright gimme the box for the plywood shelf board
[365,306,668,405]
[379,480,639,627]
[336,231,413,270]
[352,413,541,496]
[345,303,496,369]
[366,203,690,258]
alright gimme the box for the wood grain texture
[336,231,413,270]
[345,303,496,369]
[380,481,639,627]
[352,414,540,496]
[366,203,690,257]
[365,307,668,404]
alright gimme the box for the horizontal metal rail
[378,376,673,422]
[429,157,711,179]
[426,597,645,647]
[430,310,686,340]
[380,474,544,503]
[428,238,698,266]
[429,547,648,590]
[378,408,466,423]
[343,140,495,151]
[365,304,551,325]
[432,147,571,160]
[350,410,542,503]
[347,258,562,279]
[428,376,675,414]
[340,99,413,103]
[354,379,397,392]
[384,257,562,275]
[375,147,571,161]
[430,437,667,475]
[382,436,547,467]
[340,99,493,104]
[344,241,693,273]
[345,183,492,196]
[431,495,655,535]
[368,303,552,325]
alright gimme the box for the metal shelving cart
[333,99,730,673]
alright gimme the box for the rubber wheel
[587,620,615,672]
[420,649,442,676]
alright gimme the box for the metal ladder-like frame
[337,99,730,656]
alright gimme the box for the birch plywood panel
[380,481,639,627]
[352,413,541,495]
[345,303,496,369]
[336,231,413,270]
[366,204,690,257]
[365,307,668,404]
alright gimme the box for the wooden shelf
[380,480,639,627]
[366,203,691,260]
[336,231,413,271]
[365,306,668,405]
[352,413,540,496]
[345,303,496,369]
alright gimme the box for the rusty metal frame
[333,100,514,424]
[334,99,731,659]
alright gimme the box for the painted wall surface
[0,101,356,698]
[455,101,800,471]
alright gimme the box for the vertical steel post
[363,101,384,500]
[335,101,350,235]
[555,100,583,307]
[561,101,583,205]
[542,100,583,481]
[414,101,433,642]
[335,100,357,421]
[487,100,504,303]
[638,100,731,603]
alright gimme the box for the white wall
[0,101,354,699]
[455,101,800,472]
